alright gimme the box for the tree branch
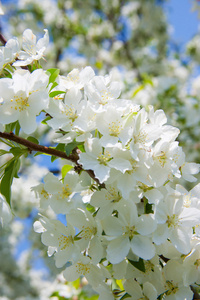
[0,131,79,162]
[0,131,103,185]
[191,286,200,300]
[0,33,7,45]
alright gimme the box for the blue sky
[165,0,199,44]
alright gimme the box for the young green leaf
[27,136,39,145]
[0,158,21,205]
[49,90,66,98]
[46,68,60,84]
[61,164,73,178]
[128,258,145,273]
[51,143,65,162]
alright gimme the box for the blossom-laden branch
[0,131,101,185]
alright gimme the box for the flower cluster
[0,28,200,299]
[30,67,200,298]
[0,29,48,69]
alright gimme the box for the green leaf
[72,277,80,289]
[34,152,44,157]
[143,197,154,214]
[61,164,73,178]
[27,136,39,145]
[0,149,10,156]
[13,159,21,178]
[10,147,25,157]
[51,143,65,162]
[132,85,144,97]
[0,158,20,205]
[49,81,58,92]
[65,141,84,156]
[86,203,95,213]
[46,68,60,84]
[78,143,85,152]
[145,202,154,214]
[49,90,66,98]
[41,116,51,125]
[15,121,21,136]
[5,121,19,133]
[128,258,145,273]
[65,141,77,156]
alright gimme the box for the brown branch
[0,131,79,162]
[0,33,7,45]
[191,286,200,300]
[0,131,102,185]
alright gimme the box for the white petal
[137,214,157,235]
[124,279,143,299]
[102,216,124,236]
[19,110,37,134]
[107,236,130,264]
[170,227,191,254]
[63,264,79,282]
[130,235,155,260]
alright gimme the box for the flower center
[76,262,90,275]
[81,225,97,240]
[194,258,200,269]
[11,94,29,112]
[97,151,111,165]
[63,104,77,121]
[144,260,155,273]
[67,70,80,83]
[134,130,147,145]
[126,159,137,175]
[105,187,122,203]
[40,188,49,200]
[99,90,112,105]
[124,225,137,240]
[58,234,73,250]
[108,120,122,137]
[166,214,179,228]
[58,184,71,199]
[156,151,167,167]
[166,281,178,295]
[183,195,191,208]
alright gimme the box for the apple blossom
[123,280,158,300]
[13,29,49,67]
[43,171,80,214]
[34,215,80,268]
[153,188,200,254]
[0,69,49,134]
[102,201,156,264]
